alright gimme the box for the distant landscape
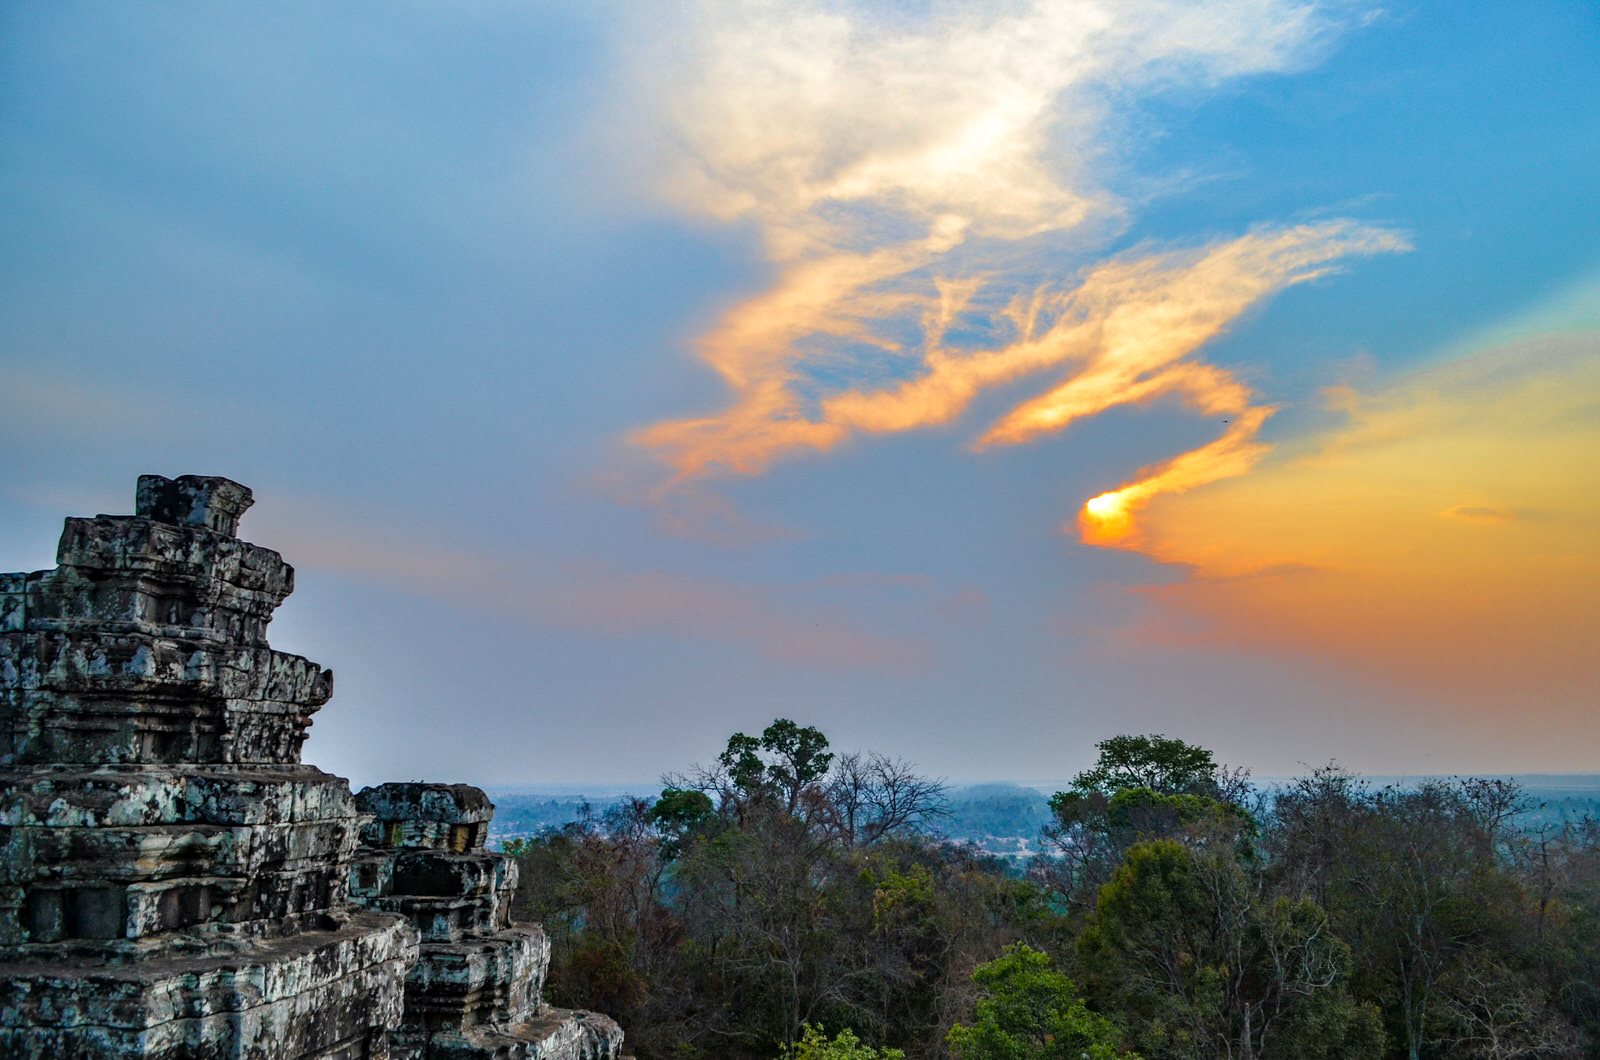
[489,775,1600,860]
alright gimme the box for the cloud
[635,0,1352,237]
[1101,331,1600,709]
[1441,505,1514,523]
[625,0,1401,537]
[249,506,933,671]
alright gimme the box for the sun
[1080,491,1135,544]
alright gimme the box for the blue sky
[3,1,1597,787]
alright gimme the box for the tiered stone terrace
[0,476,622,1060]
[351,784,622,1059]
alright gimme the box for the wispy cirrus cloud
[625,0,1402,541]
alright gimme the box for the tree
[1538,817,1600,1055]
[722,732,769,795]
[714,719,836,815]
[1436,956,1581,1059]
[508,800,691,1056]
[1261,773,1589,1060]
[825,751,949,847]
[501,735,1600,1060]
[763,719,836,814]
[781,1025,904,1060]
[1078,840,1382,1060]
[1044,735,1251,914]
[649,786,716,858]
[1065,735,1222,799]
[946,943,1135,1060]
[1100,787,1254,837]
[653,720,997,1058]
[1261,764,1364,912]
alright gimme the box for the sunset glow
[3,0,1597,780]
[1105,329,1600,724]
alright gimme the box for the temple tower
[0,474,417,1057]
[0,476,620,1060]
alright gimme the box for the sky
[2,0,1597,789]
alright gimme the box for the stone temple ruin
[0,475,623,1059]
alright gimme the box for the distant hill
[929,783,1053,863]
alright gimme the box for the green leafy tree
[649,786,716,858]
[1045,736,1251,914]
[1066,735,1221,799]
[717,719,836,814]
[947,943,1135,1060]
[780,1025,904,1060]
[763,718,836,813]
[721,732,770,795]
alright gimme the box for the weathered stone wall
[0,476,622,1059]
[350,783,624,1060]
[0,507,328,767]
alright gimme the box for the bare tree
[825,751,949,846]
[1440,958,1582,1060]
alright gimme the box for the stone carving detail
[0,476,622,1060]
[350,784,623,1059]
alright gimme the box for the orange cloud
[628,1,1402,530]
[634,221,1403,511]
[1105,332,1600,710]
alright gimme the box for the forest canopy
[504,722,1600,1060]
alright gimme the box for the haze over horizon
[2,1,1597,789]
